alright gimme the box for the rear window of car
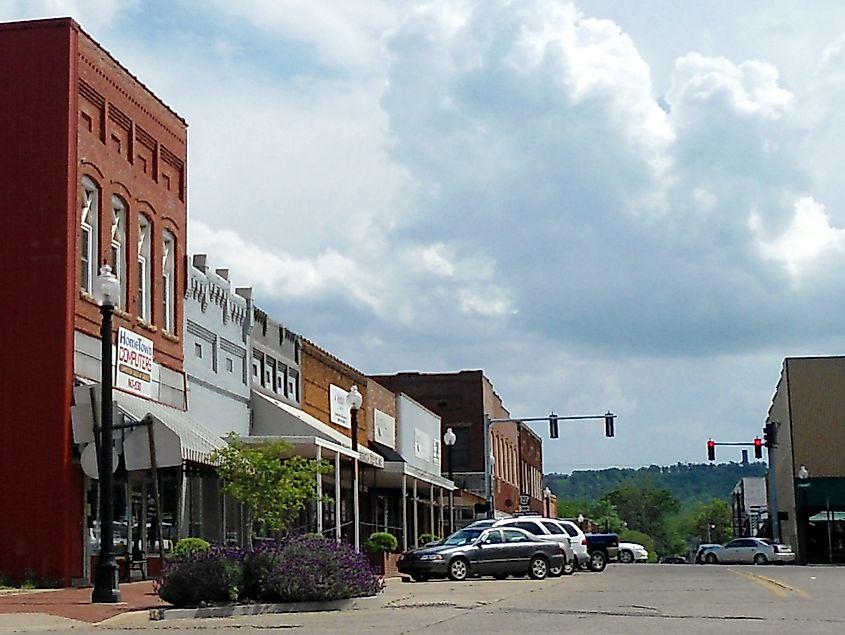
[541,521,565,535]
[512,521,544,535]
[557,522,579,537]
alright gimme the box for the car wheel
[562,560,576,575]
[704,553,718,565]
[549,562,563,577]
[588,550,607,572]
[529,556,549,580]
[619,550,634,564]
[493,573,508,580]
[448,557,469,581]
[753,553,768,565]
[411,573,430,582]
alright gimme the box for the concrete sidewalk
[0,581,169,628]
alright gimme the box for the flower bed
[155,536,383,608]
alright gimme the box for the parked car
[584,533,619,572]
[694,543,722,564]
[659,555,687,564]
[397,526,566,582]
[552,519,591,570]
[493,517,576,575]
[699,537,796,565]
[618,542,649,563]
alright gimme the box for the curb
[150,594,385,621]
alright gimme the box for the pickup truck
[584,533,619,572]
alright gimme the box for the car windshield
[442,529,483,546]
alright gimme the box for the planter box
[366,552,401,578]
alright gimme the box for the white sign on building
[116,328,154,397]
[329,384,350,428]
[414,428,432,461]
[374,409,396,448]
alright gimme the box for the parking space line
[731,570,811,599]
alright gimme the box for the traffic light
[549,413,559,439]
[707,439,716,461]
[604,412,615,437]
[753,437,763,459]
[763,422,777,448]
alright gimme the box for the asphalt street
[5,564,843,634]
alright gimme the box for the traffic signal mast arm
[706,438,764,461]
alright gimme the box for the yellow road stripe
[731,570,811,599]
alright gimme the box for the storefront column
[413,479,418,548]
[429,483,435,537]
[402,474,408,551]
[353,459,360,550]
[439,488,444,538]
[316,446,323,536]
[178,464,188,540]
[334,453,341,542]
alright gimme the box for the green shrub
[172,537,211,557]
[418,533,438,546]
[156,546,242,608]
[365,531,398,553]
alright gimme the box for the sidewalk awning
[72,384,226,470]
[376,461,456,491]
[116,390,226,468]
[252,392,352,447]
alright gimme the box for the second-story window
[162,229,176,333]
[80,177,100,294]
[287,369,299,401]
[138,214,152,322]
[110,196,127,309]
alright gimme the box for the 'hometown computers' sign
[116,328,154,397]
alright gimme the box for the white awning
[72,384,226,469]
[252,392,352,449]
[383,461,456,490]
[116,390,226,467]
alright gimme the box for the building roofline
[0,17,187,127]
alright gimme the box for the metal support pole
[483,414,492,518]
[92,303,121,603]
[402,474,408,552]
[335,453,341,542]
[316,446,323,536]
[449,490,455,534]
[429,483,435,538]
[413,479,419,547]
[353,459,360,550]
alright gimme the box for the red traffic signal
[754,437,763,459]
[707,439,716,461]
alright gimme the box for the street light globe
[94,264,120,307]
[798,465,809,480]
[543,486,551,497]
[346,384,363,410]
[443,427,457,447]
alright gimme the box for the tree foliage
[211,434,333,542]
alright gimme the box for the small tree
[211,433,333,548]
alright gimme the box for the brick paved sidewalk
[0,581,169,624]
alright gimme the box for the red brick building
[370,370,544,520]
[0,18,187,584]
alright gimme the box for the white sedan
[618,542,649,563]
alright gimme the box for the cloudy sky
[6,1,845,473]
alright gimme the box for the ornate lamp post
[443,428,457,534]
[92,264,121,603]
[346,385,362,452]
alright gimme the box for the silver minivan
[493,517,576,575]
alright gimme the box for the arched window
[162,229,176,333]
[80,177,100,293]
[110,196,127,309]
[138,214,152,322]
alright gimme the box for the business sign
[329,384,350,428]
[116,328,154,397]
[414,428,432,461]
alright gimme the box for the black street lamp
[443,428,457,535]
[346,385,362,452]
[92,264,122,604]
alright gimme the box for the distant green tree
[602,481,680,557]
